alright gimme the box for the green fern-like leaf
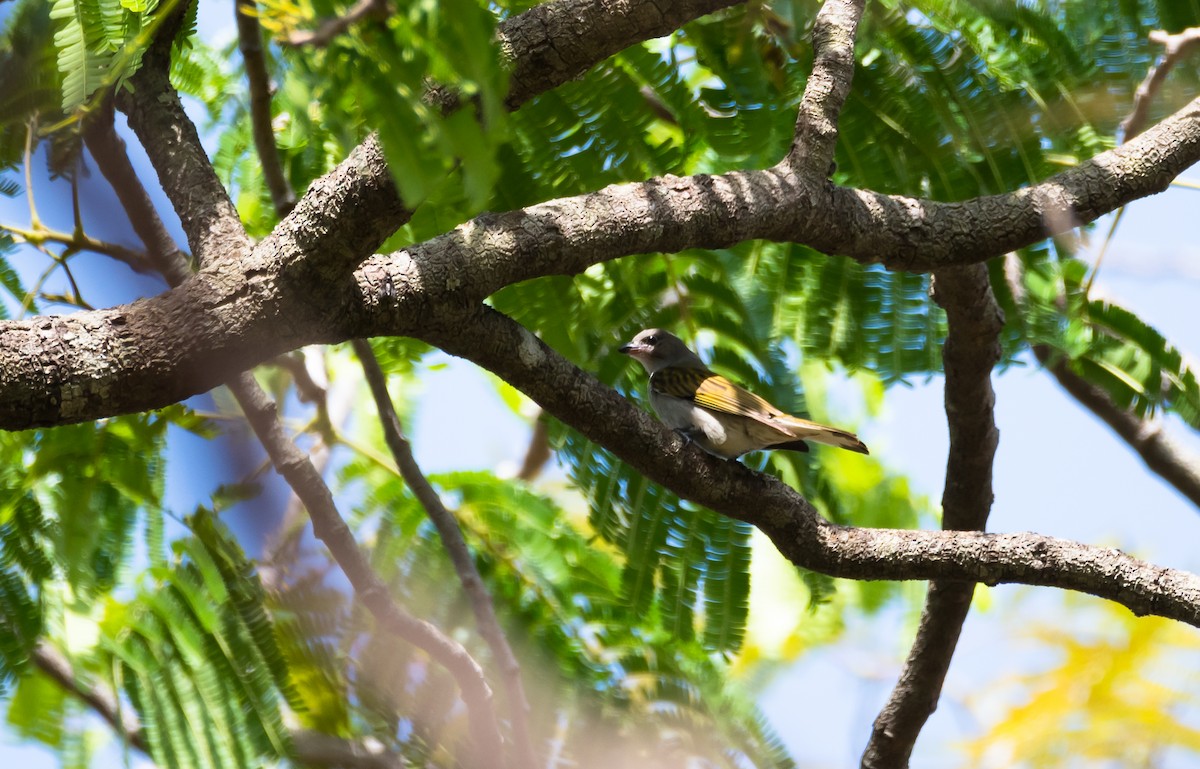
[48,0,161,112]
[1082,299,1200,427]
[49,0,113,110]
[100,513,296,768]
[1015,253,1200,430]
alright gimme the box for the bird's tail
[778,416,869,455]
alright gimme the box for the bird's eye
[645,335,658,344]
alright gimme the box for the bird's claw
[674,428,699,449]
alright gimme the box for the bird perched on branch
[619,329,869,459]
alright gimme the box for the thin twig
[516,412,552,482]
[16,260,58,318]
[34,641,409,768]
[352,339,537,769]
[231,371,504,765]
[32,641,150,754]
[1122,26,1200,142]
[284,0,389,48]
[1090,26,1200,292]
[861,265,1004,769]
[69,161,83,236]
[38,291,93,310]
[0,222,157,276]
[24,119,40,228]
[105,23,506,761]
[1082,205,1124,297]
[53,254,90,309]
[236,0,297,217]
[262,351,354,592]
[1005,255,1200,511]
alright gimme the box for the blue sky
[755,186,1200,767]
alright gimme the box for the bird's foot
[673,427,699,448]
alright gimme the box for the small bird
[619,329,869,459]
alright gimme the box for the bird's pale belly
[649,392,781,459]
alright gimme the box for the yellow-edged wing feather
[651,367,792,434]
[650,366,869,454]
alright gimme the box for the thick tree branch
[498,0,742,109]
[288,0,748,267]
[122,20,402,280]
[23,0,1194,431]
[272,0,752,269]
[365,95,1200,289]
[117,8,249,266]
[26,1,761,761]
[119,0,740,285]
[861,265,1004,768]
[352,340,538,769]
[806,17,1004,758]
[123,0,401,277]
[3,90,1199,431]
[24,3,1199,760]
[417,306,1200,626]
[787,0,863,176]
[236,0,297,217]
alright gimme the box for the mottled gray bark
[6,94,1200,430]
[862,266,1004,769]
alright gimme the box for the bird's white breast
[650,391,769,459]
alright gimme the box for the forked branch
[353,339,538,768]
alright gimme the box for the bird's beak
[619,342,643,356]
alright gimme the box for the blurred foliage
[0,0,1196,766]
[101,510,298,768]
[962,596,1200,768]
[254,0,510,218]
[334,440,800,767]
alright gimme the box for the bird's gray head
[619,329,705,374]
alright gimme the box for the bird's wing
[651,368,792,432]
[650,368,870,455]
